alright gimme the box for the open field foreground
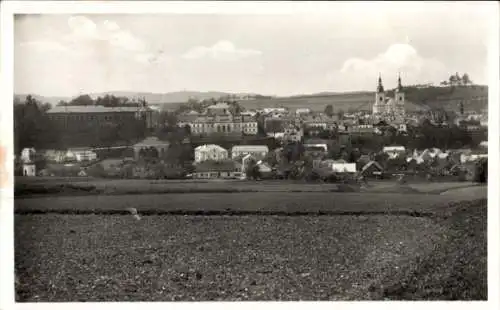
[15,177,482,198]
[15,187,486,216]
[15,199,486,301]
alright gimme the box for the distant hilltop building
[372,73,406,124]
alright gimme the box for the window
[379,97,383,101]
[399,96,403,101]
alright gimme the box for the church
[372,74,406,123]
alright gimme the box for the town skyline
[14,3,491,98]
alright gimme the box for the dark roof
[47,105,149,114]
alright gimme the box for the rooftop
[47,105,149,114]
[207,102,231,110]
[195,144,227,152]
[231,145,269,152]
[133,137,170,148]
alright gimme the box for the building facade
[372,74,406,124]
[188,114,258,136]
[194,144,229,163]
[231,145,269,159]
[47,105,159,129]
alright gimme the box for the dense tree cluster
[14,95,60,153]
[57,94,147,107]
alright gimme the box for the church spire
[377,73,384,93]
[397,72,403,91]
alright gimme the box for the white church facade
[372,74,406,124]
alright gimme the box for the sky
[13,2,493,97]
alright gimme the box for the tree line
[57,94,148,107]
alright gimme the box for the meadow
[14,176,481,198]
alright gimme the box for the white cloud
[67,15,99,40]
[64,16,148,54]
[330,43,448,90]
[19,40,68,52]
[182,40,262,61]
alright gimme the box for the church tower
[373,74,386,115]
[394,73,405,119]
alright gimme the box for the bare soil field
[15,199,486,301]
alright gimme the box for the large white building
[231,145,269,159]
[194,144,229,163]
[188,114,258,136]
[373,74,406,123]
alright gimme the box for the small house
[331,162,357,173]
[193,160,241,179]
[66,148,98,162]
[383,146,406,159]
[21,148,36,163]
[231,145,269,159]
[22,163,36,177]
[360,161,384,178]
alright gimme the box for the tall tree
[70,94,94,106]
[324,104,334,117]
[14,95,60,153]
[462,73,472,86]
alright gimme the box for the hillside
[14,91,267,107]
[15,85,488,113]
[237,85,488,113]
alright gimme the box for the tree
[455,72,462,86]
[245,159,261,180]
[324,104,334,117]
[14,95,60,153]
[462,73,472,86]
[337,109,345,120]
[70,94,94,106]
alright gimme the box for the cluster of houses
[17,135,488,181]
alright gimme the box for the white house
[331,162,357,173]
[21,148,36,163]
[304,143,328,152]
[22,163,36,176]
[295,108,311,115]
[383,146,406,159]
[66,148,98,162]
[43,150,67,163]
[231,145,269,159]
[194,144,228,163]
[461,153,488,163]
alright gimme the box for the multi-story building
[283,124,303,143]
[206,102,232,115]
[194,144,229,163]
[372,74,406,124]
[295,108,311,116]
[188,114,258,136]
[231,145,269,159]
[46,105,159,129]
[301,114,339,133]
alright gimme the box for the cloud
[182,40,262,61]
[329,43,448,90]
[64,16,148,54]
[19,40,68,52]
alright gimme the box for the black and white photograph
[1,0,499,307]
